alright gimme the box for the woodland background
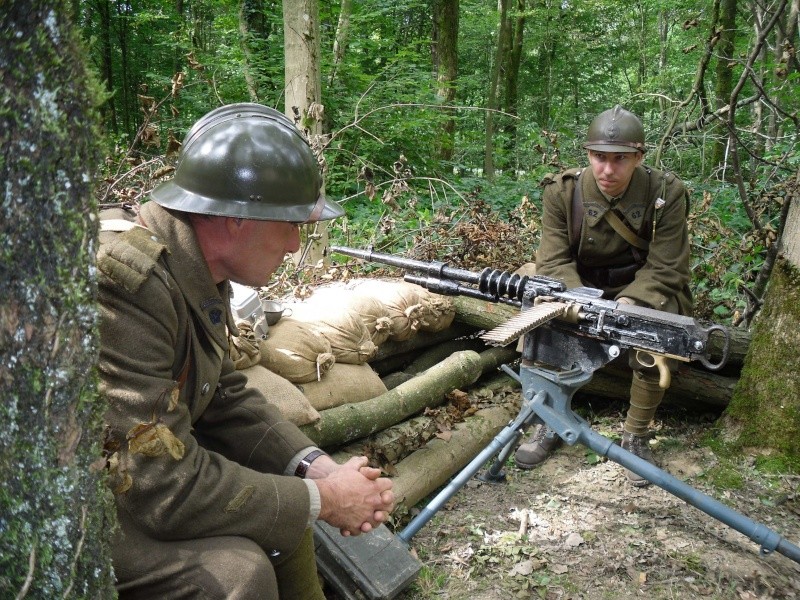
[84,0,798,325]
[1,0,799,597]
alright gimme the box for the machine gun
[331,245,800,565]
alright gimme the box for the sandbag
[296,363,388,411]
[229,320,263,370]
[416,294,456,333]
[348,279,427,341]
[288,303,378,364]
[297,286,393,346]
[240,364,321,426]
[258,319,336,383]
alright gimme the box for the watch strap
[294,449,327,478]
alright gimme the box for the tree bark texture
[722,194,800,454]
[284,0,330,269]
[433,0,459,161]
[0,3,115,596]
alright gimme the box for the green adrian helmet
[151,103,344,222]
[583,105,646,153]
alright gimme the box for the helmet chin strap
[303,195,326,224]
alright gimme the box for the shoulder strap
[570,172,584,253]
[604,210,650,250]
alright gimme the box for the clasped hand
[313,456,394,536]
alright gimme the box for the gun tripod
[396,360,800,565]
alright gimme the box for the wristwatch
[294,449,327,478]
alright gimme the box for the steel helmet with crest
[583,105,646,154]
[151,103,344,223]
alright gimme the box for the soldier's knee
[213,542,279,600]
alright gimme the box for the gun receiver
[331,245,730,375]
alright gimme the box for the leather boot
[515,424,562,469]
[620,431,656,487]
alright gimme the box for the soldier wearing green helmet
[514,105,692,486]
[97,103,393,599]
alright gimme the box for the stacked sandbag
[288,301,378,365]
[229,320,262,370]
[258,320,336,383]
[417,293,456,333]
[346,279,428,341]
[240,363,321,426]
[295,363,388,411]
[347,278,456,339]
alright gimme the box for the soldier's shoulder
[98,210,168,294]
[540,167,582,188]
[643,165,682,184]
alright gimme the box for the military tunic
[536,165,693,315]
[98,202,317,572]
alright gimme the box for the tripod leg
[397,392,545,543]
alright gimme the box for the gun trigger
[480,302,568,346]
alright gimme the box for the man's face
[227,219,302,287]
[587,150,643,198]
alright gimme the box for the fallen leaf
[128,422,185,460]
[509,560,534,576]
[168,385,180,412]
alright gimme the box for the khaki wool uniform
[98,201,323,599]
[535,165,693,437]
[536,165,692,314]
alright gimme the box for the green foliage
[79,0,797,324]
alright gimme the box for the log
[583,364,738,409]
[452,295,519,330]
[467,363,737,409]
[452,295,751,372]
[301,350,485,448]
[390,405,514,513]
[337,416,440,466]
[381,337,487,390]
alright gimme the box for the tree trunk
[483,0,510,180]
[328,0,352,87]
[432,0,459,162]
[721,186,800,454]
[284,0,330,269]
[712,0,737,170]
[0,3,115,596]
[239,0,267,102]
[502,0,525,168]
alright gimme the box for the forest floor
[330,398,800,600]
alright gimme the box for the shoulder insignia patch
[98,226,168,294]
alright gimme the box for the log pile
[230,278,750,519]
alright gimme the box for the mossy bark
[0,3,115,597]
[722,257,800,458]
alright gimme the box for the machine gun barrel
[330,245,482,286]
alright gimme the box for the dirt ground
[363,399,800,600]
